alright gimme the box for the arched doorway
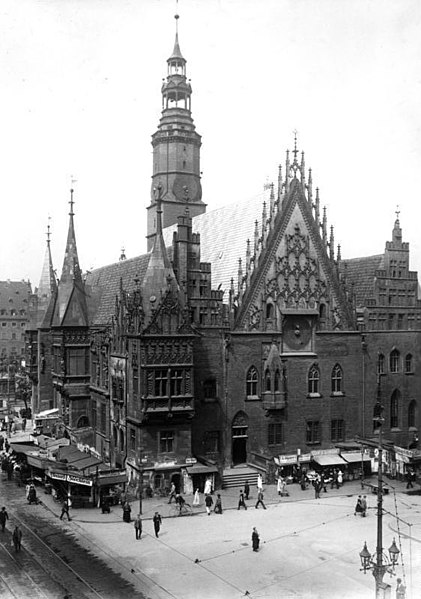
[232,411,248,465]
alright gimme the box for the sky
[1,0,421,289]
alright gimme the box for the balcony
[142,395,194,416]
[262,392,286,411]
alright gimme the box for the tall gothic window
[408,400,417,429]
[308,364,320,395]
[155,370,168,396]
[390,390,400,429]
[331,364,343,394]
[377,353,385,375]
[306,420,320,444]
[160,430,174,453]
[405,353,413,374]
[170,369,183,396]
[246,366,258,397]
[331,419,345,442]
[389,349,400,373]
[268,422,283,445]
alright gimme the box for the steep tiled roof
[85,254,150,326]
[0,280,32,317]
[163,190,270,297]
[341,255,383,307]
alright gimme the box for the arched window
[113,426,118,447]
[246,366,258,397]
[274,369,280,392]
[389,349,400,373]
[331,364,343,393]
[408,400,417,429]
[119,429,125,452]
[405,354,413,374]
[76,415,89,428]
[266,303,274,320]
[308,364,320,395]
[264,369,271,392]
[390,390,400,429]
[377,353,385,375]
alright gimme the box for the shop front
[311,449,347,477]
[47,469,93,507]
[185,462,219,493]
[341,451,371,480]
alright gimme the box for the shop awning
[35,435,69,450]
[312,455,347,467]
[274,456,297,466]
[10,443,38,456]
[186,464,218,475]
[96,473,128,487]
[341,452,371,464]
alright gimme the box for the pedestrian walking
[331,469,338,489]
[204,477,212,496]
[214,493,223,514]
[337,469,343,487]
[134,514,142,539]
[361,495,367,517]
[320,473,327,493]
[0,507,9,532]
[257,474,263,492]
[12,526,22,552]
[168,482,177,504]
[22,418,27,432]
[123,501,132,522]
[255,489,266,509]
[153,511,162,538]
[396,577,406,599]
[60,498,71,521]
[193,488,200,506]
[406,469,414,489]
[251,527,260,552]
[300,473,308,491]
[205,493,213,515]
[354,495,363,517]
[244,480,250,500]
[237,489,247,510]
[0,435,4,451]
[313,476,322,499]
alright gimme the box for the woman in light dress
[193,488,200,506]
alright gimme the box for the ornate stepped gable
[232,141,355,332]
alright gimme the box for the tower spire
[38,217,57,300]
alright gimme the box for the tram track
[0,480,146,599]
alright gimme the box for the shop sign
[49,471,67,481]
[311,448,340,456]
[394,446,413,459]
[68,474,92,487]
[186,457,197,464]
[278,454,297,464]
[298,453,312,463]
[49,471,93,486]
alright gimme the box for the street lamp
[358,375,403,599]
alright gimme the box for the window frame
[308,364,320,397]
[246,366,259,398]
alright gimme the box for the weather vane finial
[69,175,77,216]
[395,204,400,220]
[46,216,51,243]
[293,129,298,161]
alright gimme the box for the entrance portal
[232,410,249,465]
[232,436,247,464]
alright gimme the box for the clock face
[172,175,200,202]
[283,316,312,350]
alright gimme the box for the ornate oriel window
[331,364,343,394]
[265,369,271,392]
[389,349,400,373]
[246,366,258,397]
[308,364,320,395]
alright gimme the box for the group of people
[132,511,162,539]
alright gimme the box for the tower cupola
[147,13,206,251]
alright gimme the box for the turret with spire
[147,13,206,250]
[52,188,89,327]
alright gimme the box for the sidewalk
[37,473,413,525]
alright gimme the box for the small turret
[329,226,335,260]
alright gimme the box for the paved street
[37,478,421,599]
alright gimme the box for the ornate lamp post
[359,375,403,598]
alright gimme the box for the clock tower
[147,14,206,250]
